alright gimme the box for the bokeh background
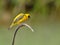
[0,0,60,45]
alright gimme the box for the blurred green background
[0,0,60,45]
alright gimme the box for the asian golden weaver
[9,13,30,29]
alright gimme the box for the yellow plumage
[9,13,30,29]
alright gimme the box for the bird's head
[25,13,30,18]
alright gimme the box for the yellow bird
[9,13,30,29]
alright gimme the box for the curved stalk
[12,23,34,45]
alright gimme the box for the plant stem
[12,24,23,45]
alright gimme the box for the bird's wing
[13,13,24,23]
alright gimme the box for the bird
[9,13,34,45]
[9,13,30,29]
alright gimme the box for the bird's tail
[8,23,14,30]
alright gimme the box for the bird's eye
[28,16,30,18]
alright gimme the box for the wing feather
[13,13,24,23]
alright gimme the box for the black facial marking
[28,15,30,18]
